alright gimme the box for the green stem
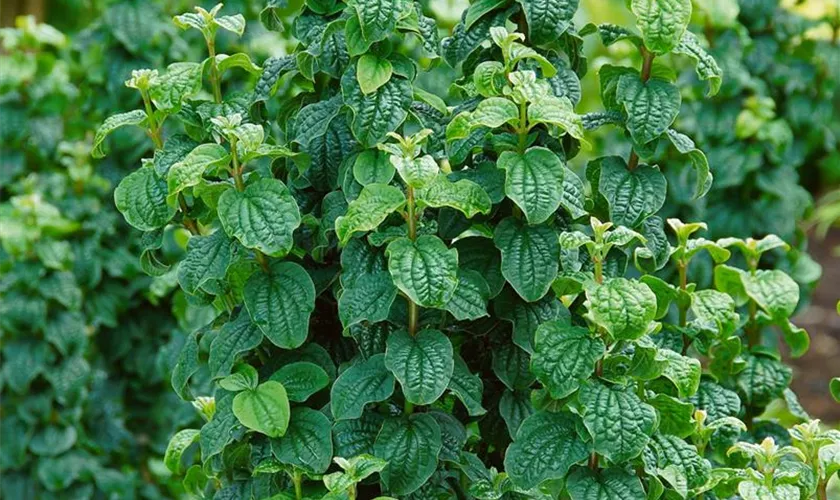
[404,400,414,415]
[348,485,357,500]
[678,260,690,353]
[291,470,303,500]
[206,35,222,104]
[140,90,163,149]
[517,99,528,153]
[406,186,419,337]
[817,480,828,500]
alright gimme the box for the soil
[789,228,840,423]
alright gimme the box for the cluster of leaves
[95,0,840,499]
[0,13,201,499]
[648,0,840,295]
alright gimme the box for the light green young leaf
[385,235,459,308]
[218,178,301,257]
[92,110,147,158]
[244,261,316,349]
[416,175,492,218]
[528,95,587,144]
[579,380,657,462]
[504,411,590,489]
[357,54,393,94]
[232,381,290,438]
[167,143,230,200]
[390,154,439,188]
[585,278,657,340]
[659,348,702,398]
[150,62,203,111]
[672,31,721,96]
[385,328,454,405]
[114,166,176,231]
[336,184,406,246]
[374,414,442,496]
[531,321,605,399]
[164,429,200,474]
[215,53,261,75]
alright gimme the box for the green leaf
[445,269,490,321]
[499,389,535,437]
[244,261,316,349]
[831,378,840,403]
[354,0,406,43]
[735,354,792,407]
[738,482,800,500]
[353,149,396,186]
[390,154,439,188]
[164,429,200,474]
[493,342,535,390]
[416,175,492,218]
[494,217,559,302]
[579,380,657,462]
[218,178,301,257]
[271,407,333,474]
[646,434,711,491]
[92,110,147,158]
[386,235,459,308]
[357,54,393,94]
[167,144,230,201]
[496,289,571,352]
[743,269,800,320]
[331,354,396,420]
[385,328,454,405]
[617,75,681,144]
[528,95,587,145]
[374,414,442,496]
[585,278,657,341]
[504,411,590,489]
[591,156,666,228]
[531,321,605,399]
[215,53,261,75]
[336,184,406,246]
[498,147,583,224]
[232,381,291,438]
[339,271,398,329]
[649,393,695,438]
[566,466,646,500]
[208,312,264,379]
[658,348,702,398]
[114,166,176,231]
[673,31,721,96]
[688,379,741,422]
[150,62,203,111]
[177,230,233,295]
[294,96,343,148]
[448,354,487,416]
[517,0,578,45]
[342,67,413,148]
[269,362,329,402]
[630,0,692,54]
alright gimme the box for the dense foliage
[0,13,201,499]
[13,1,837,500]
[652,0,840,299]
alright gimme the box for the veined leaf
[336,183,406,246]
[331,354,395,420]
[385,235,459,308]
[384,328,454,405]
[493,217,558,302]
[244,261,316,349]
[531,321,605,399]
[374,414,442,496]
[232,381,290,438]
[114,166,175,231]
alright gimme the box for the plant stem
[206,35,222,104]
[406,186,419,337]
[291,470,303,500]
[678,260,691,354]
[178,194,199,235]
[140,90,163,149]
[404,400,414,415]
[817,480,828,500]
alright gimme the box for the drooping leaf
[342,67,413,148]
[269,362,330,402]
[494,217,559,302]
[531,321,605,399]
[336,184,406,245]
[331,354,396,420]
[585,278,657,340]
[579,380,657,463]
[271,407,333,473]
[114,166,175,231]
[385,235,459,308]
[232,381,291,438]
[630,0,692,54]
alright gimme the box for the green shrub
[0,15,196,499]
[95,1,839,499]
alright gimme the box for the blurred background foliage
[1,0,839,497]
